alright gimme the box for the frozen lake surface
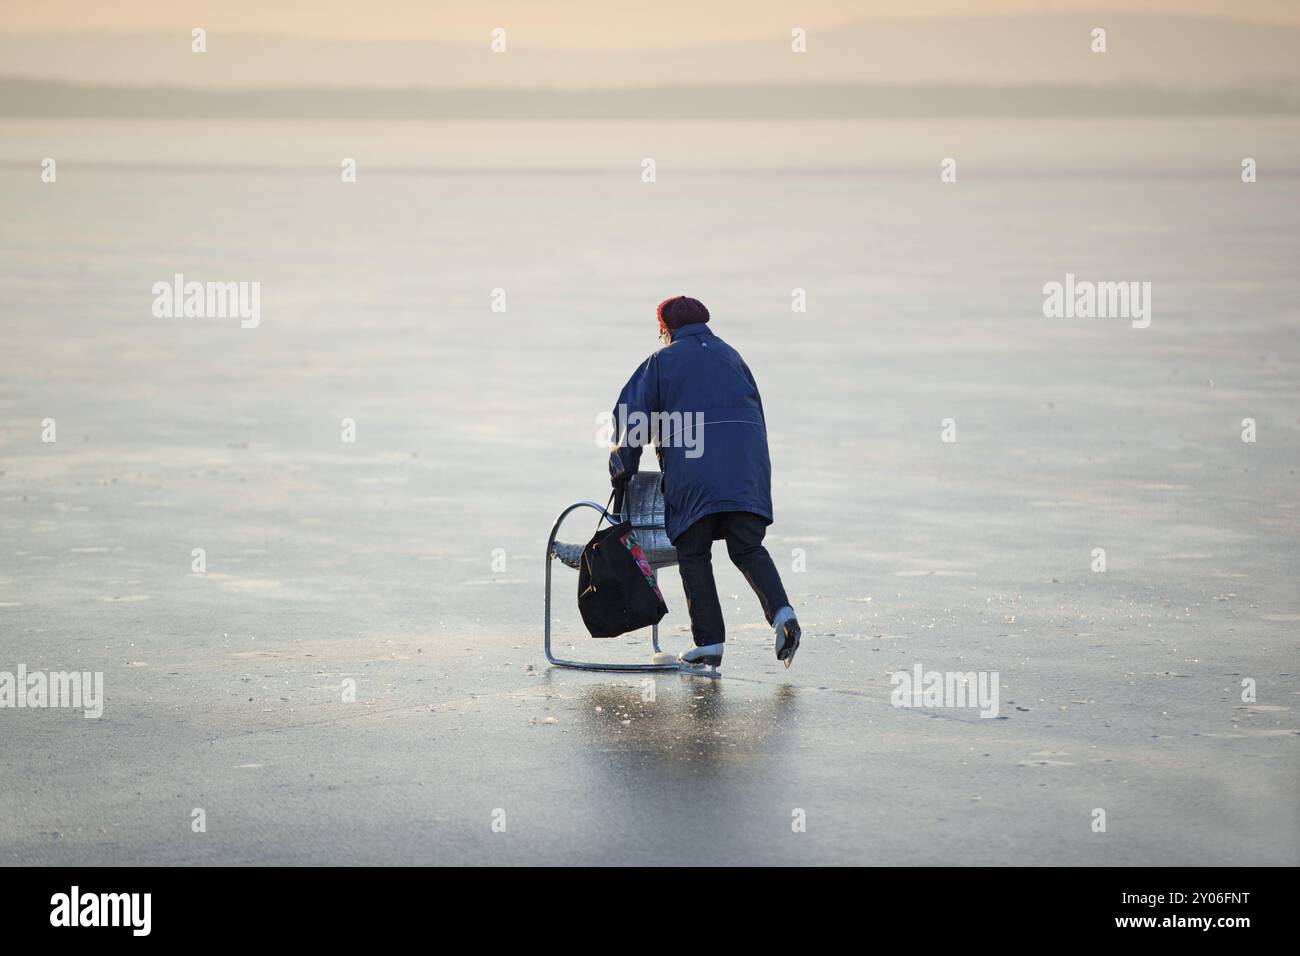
[1,118,1297,864]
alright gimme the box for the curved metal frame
[544,500,682,672]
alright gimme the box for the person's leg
[674,514,725,647]
[721,512,790,625]
[723,512,801,666]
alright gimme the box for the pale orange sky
[5,0,1298,45]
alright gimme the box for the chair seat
[552,541,585,569]
[551,472,678,569]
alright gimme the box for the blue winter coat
[608,323,773,543]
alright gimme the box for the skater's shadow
[532,673,803,858]
[560,674,800,772]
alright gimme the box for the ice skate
[772,607,801,669]
[678,642,723,677]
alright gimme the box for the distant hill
[3,77,1296,119]
[0,13,1297,91]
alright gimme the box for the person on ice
[607,296,801,670]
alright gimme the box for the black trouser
[674,511,790,647]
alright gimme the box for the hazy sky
[6,0,1298,45]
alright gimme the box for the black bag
[577,499,668,638]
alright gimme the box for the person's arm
[608,354,661,498]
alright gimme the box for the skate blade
[678,662,722,679]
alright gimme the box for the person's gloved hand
[609,452,630,488]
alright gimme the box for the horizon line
[1,10,1297,47]
[4,77,1297,119]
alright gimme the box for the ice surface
[0,118,1297,864]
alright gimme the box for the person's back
[608,296,801,671]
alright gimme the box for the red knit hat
[657,296,710,336]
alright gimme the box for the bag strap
[595,490,616,534]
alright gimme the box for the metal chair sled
[544,472,682,671]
